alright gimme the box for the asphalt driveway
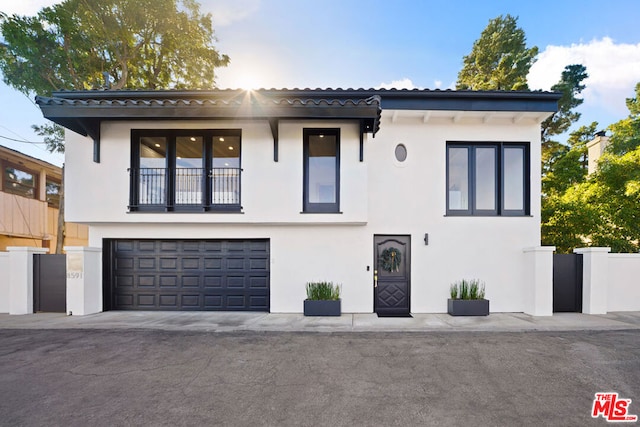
[1,329,638,426]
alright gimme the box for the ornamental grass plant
[306,281,341,301]
[449,279,486,300]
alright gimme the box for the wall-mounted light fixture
[424,233,429,245]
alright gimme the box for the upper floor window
[130,130,241,212]
[446,142,529,216]
[46,179,61,207]
[303,129,340,213]
[4,164,36,199]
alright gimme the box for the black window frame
[303,128,341,213]
[130,129,242,213]
[446,141,530,216]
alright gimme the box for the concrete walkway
[1,310,640,332]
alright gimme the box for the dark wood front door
[374,235,410,316]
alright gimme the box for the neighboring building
[0,145,88,252]
[587,131,610,175]
[37,88,560,314]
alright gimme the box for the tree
[542,83,640,253]
[0,0,230,253]
[541,65,588,141]
[456,14,538,91]
[0,0,229,95]
[541,65,589,174]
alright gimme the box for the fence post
[574,247,610,314]
[7,246,49,315]
[64,246,102,315]
[523,246,555,316]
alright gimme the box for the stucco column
[7,246,49,315]
[574,247,610,314]
[523,246,555,316]
[64,246,102,315]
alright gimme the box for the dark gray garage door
[106,239,269,311]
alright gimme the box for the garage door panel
[138,276,155,287]
[249,257,268,270]
[138,258,156,269]
[205,276,223,287]
[137,294,156,307]
[160,258,177,269]
[115,275,134,287]
[138,241,156,251]
[109,239,269,311]
[116,241,134,252]
[226,258,245,269]
[159,295,177,307]
[250,276,269,288]
[182,258,200,269]
[182,276,200,287]
[116,257,134,270]
[205,258,222,270]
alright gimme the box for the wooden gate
[33,254,67,313]
[553,254,583,313]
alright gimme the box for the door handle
[374,270,378,288]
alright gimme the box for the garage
[104,239,269,311]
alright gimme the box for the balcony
[130,167,242,212]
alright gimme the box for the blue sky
[1,0,640,166]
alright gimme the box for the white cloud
[528,37,640,117]
[434,80,442,89]
[201,0,261,27]
[1,0,61,16]
[376,78,421,90]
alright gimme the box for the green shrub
[450,279,485,300]
[306,281,341,301]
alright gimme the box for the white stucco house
[36,88,561,315]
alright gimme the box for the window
[130,130,241,212]
[446,142,529,216]
[303,129,340,213]
[395,144,407,162]
[46,179,61,207]
[4,164,36,199]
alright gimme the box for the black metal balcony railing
[131,167,241,210]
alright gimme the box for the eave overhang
[35,88,560,163]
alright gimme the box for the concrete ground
[0,327,638,426]
[1,311,640,426]
[1,310,640,333]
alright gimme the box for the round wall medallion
[395,144,407,162]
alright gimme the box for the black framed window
[446,142,529,216]
[130,130,241,212]
[303,128,340,213]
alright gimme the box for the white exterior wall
[67,111,544,313]
[0,252,9,313]
[607,254,640,312]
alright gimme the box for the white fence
[0,252,9,313]
[607,254,640,312]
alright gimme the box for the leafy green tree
[542,84,640,253]
[456,14,538,91]
[0,0,229,252]
[542,122,598,196]
[0,0,229,95]
[541,64,589,174]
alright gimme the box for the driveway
[1,329,638,426]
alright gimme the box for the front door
[374,235,411,316]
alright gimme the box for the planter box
[447,299,490,316]
[304,299,341,316]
